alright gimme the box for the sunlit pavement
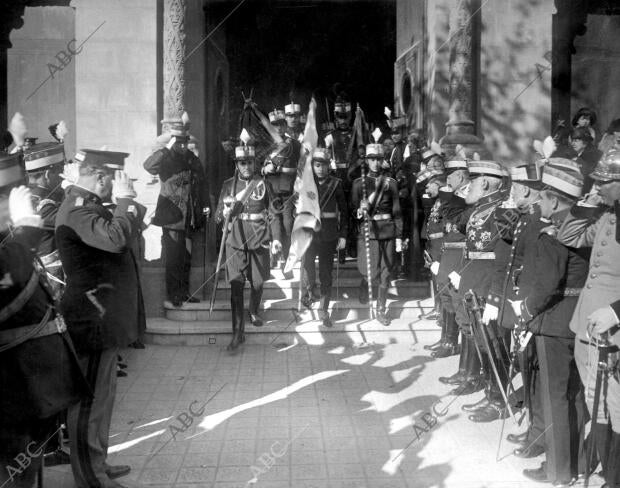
[44,336,606,488]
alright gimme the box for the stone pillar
[440,0,486,157]
[162,0,186,127]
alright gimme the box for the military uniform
[56,150,145,488]
[143,119,209,306]
[351,143,403,325]
[301,149,348,323]
[0,153,88,488]
[215,146,281,350]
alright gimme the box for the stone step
[210,278,430,300]
[164,296,435,322]
[146,316,442,346]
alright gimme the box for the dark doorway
[223,0,396,134]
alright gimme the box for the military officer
[447,160,507,409]
[351,142,403,326]
[284,101,303,141]
[56,149,145,488]
[0,154,88,488]
[264,109,302,270]
[143,118,210,307]
[215,144,282,351]
[300,148,348,327]
[24,141,66,297]
[509,162,589,485]
[557,149,620,488]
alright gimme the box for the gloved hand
[587,306,620,337]
[203,207,211,218]
[271,239,282,255]
[395,238,403,253]
[430,262,440,276]
[360,199,370,212]
[112,171,137,200]
[336,237,346,251]
[263,162,277,175]
[448,271,461,291]
[481,304,499,325]
[9,186,41,227]
[60,162,80,189]
[509,299,523,317]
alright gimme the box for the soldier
[429,156,469,358]
[215,144,282,351]
[0,154,88,488]
[330,96,354,184]
[143,118,210,307]
[284,101,303,142]
[300,148,348,327]
[23,142,66,294]
[447,160,507,411]
[264,109,302,271]
[557,149,620,488]
[352,142,403,326]
[508,162,588,485]
[56,150,145,488]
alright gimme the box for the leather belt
[238,212,267,221]
[562,288,582,297]
[578,338,620,353]
[371,214,391,221]
[467,251,496,260]
[428,232,444,239]
[0,308,65,352]
[321,212,337,218]
[280,167,297,174]
[335,163,348,169]
[443,242,466,249]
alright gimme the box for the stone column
[440,0,486,157]
[162,0,186,127]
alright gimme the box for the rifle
[465,290,517,423]
[360,165,374,319]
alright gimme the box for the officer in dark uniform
[56,149,145,488]
[352,142,403,326]
[284,102,303,142]
[446,160,506,405]
[24,141,66,297]
[215,144,282,351]
[264,109,302,271]
[0,153,88,488]
[300,148,348,327]
[512,162,589,486]
[143,118,210,307]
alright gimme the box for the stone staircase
[145,260,438,346]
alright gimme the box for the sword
[360,164,374,319]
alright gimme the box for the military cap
[467,160,504,178]
[590,149,620,182]
[312,148,330,164]
[416,168,445,185]
[75,149,129,171]
[24,142,65,172]
[365,143,383,159]
[0,152,25,191]
[542,163,583,197]
[445,158,468,173]
[509,162,541,182]
[268,110,286,124]
[284,103,301,116]
[334,96,351,117]
[234,145,255,160]
[161,118,189,140]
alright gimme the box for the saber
[210,209,232,317]
[360,164,374,319]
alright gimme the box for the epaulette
[540,224,558,237]
[74,196,84,207]
[36,198,57,213]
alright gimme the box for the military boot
[376,286,390,326]
[425,308,446,351]
[359,278,369,304]
[438,334,469,385]
[228,282,244,352]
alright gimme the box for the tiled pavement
[45,338,606,488]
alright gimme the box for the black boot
[359,279,369,304]
[249,285,264,327]
[592,422,613,480]
[604,432,620,487]
[228,282,244,352]
[438,334,468,384]
[425,308,446,350]
[376,286,390,326]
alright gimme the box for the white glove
[271,239,282,255]
[395,238,403,253]
[9,186,41,227]
[203,207,211,218]
[263,163,276,175]
[360,199,370,212]
[336,237,346,251]
[481,304,499,325]
[60,162,80,189]
[509,299,523,317]
[112,171,137,200]
[430,262,440,276]
[448,271,461,291]
[166,136,176,150]
[587,306,620,337]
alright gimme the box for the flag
[283,97,321,274]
